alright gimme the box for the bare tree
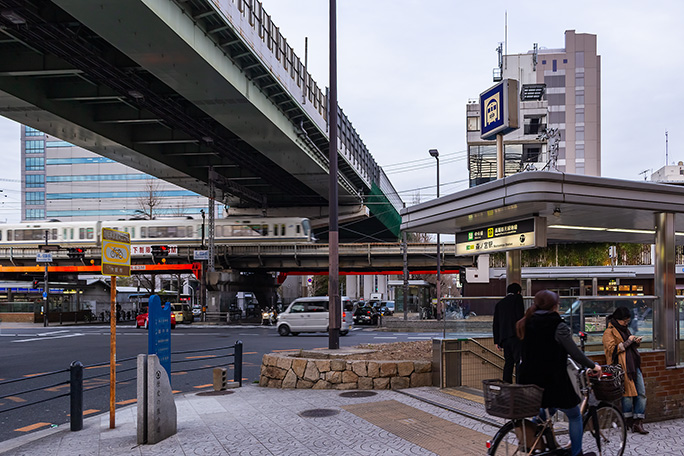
[169,197,188,218]
[136,179,164,220]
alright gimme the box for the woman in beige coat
[602,306,648,434]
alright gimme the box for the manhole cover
[196,390,235,396]
[339,391,378,398]
[299,408,340,418]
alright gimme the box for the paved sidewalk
[0,384,682,456]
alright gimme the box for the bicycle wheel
[488,419,546,455]
[582,403,626,456]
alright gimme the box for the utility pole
[327,0,340,349]
[43,230,49,327]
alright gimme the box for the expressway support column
[654,212,677,366]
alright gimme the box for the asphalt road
[0,322,440,443]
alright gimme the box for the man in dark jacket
[493,282,524,383]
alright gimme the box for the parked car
[192,305,202,318]
[170,303,193,324]
[353,305,378,325]
[276,296,353,336]
[383,301,395,315]
[136,311,176,329]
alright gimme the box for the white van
[277,296,353,336]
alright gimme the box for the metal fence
[0,341,243,431]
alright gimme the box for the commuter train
[0,217,314,248]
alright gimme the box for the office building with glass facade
[20,125,208,221]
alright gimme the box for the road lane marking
[373,336,398,339]
[13,333,84,343]
[36,330,70,337]
[117,399,136,406]
[244,351,257,355]
[194,384,213,389]
[6,396,26,403]
[408,337,433,340]
[272,349,299,352]
[23,372,48,378]
[185,355,216,359]
[15,422,51,432]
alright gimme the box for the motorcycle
[261,308,276,326]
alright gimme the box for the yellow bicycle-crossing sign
[102,228,131,277]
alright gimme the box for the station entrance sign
[456,217,546,256]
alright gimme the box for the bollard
[234,340,243,387]
[70,361,83,431]
[213,367,227,391]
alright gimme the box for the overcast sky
[1,0,683,222]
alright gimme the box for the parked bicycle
[484,363,627,455]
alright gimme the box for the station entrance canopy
[400,171,684,366]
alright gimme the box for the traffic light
[67,248,85,260]
[32,279,40,289]
[151,245,169,260]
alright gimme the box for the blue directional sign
[148,295,171,381]
[480,79,519,140]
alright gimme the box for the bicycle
[484,364,627,455]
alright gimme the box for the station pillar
[506,250,522,289]
[654,212,677,366]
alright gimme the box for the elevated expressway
[0,0,402,240]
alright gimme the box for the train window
[273,224,278,236]
[187,226,193,237]
[7,230,12,241]
[0,230,2,241]
[296,225,301,234]
[86,228,94,239]
[130,227,135,238]
[141,227,147,238]
[261,224,268,236]
[281,224,285,236]
[302,219,311,236]
[70,228,74,240]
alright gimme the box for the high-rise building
[20,125,208,221]
[466,30,601,186]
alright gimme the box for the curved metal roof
[401,171,684,245]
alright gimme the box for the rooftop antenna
[504,11,508,70]
[666,130,669,165]
[638,169,652,181]
[493,43,503,81]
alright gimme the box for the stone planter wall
[259,353,432,390]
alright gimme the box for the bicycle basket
[590,365,624,401]
[482,380,544,419]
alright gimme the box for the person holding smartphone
[602,306,648,434]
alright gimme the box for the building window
[26,174,45,188]
[575,51,585,67]
[467,116,480,131]
[542,60,546,65]
[524,115,546,135]
[576,126,585,141]
[549,111,566,124]
[25,157,44,171]
[544,75,566,88]
[575,107,585,123]
[25,209,45,220]
[24,126,43,136]
[522,144,542,163]
[26,192,45,205]
[575,89,585,105]
[557,147,566,159]
[563,59,568,64]
[552,60,557,72]
[576,162,585,174]
[25,140,45,154]
[575,75,585,87]
[576,144,585,158]
[45,140,74,148]
[547,93,566,106]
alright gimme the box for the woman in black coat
[517,290,602,456]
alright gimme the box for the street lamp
[429,149,441,328]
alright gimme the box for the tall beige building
[467,30,601,186]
